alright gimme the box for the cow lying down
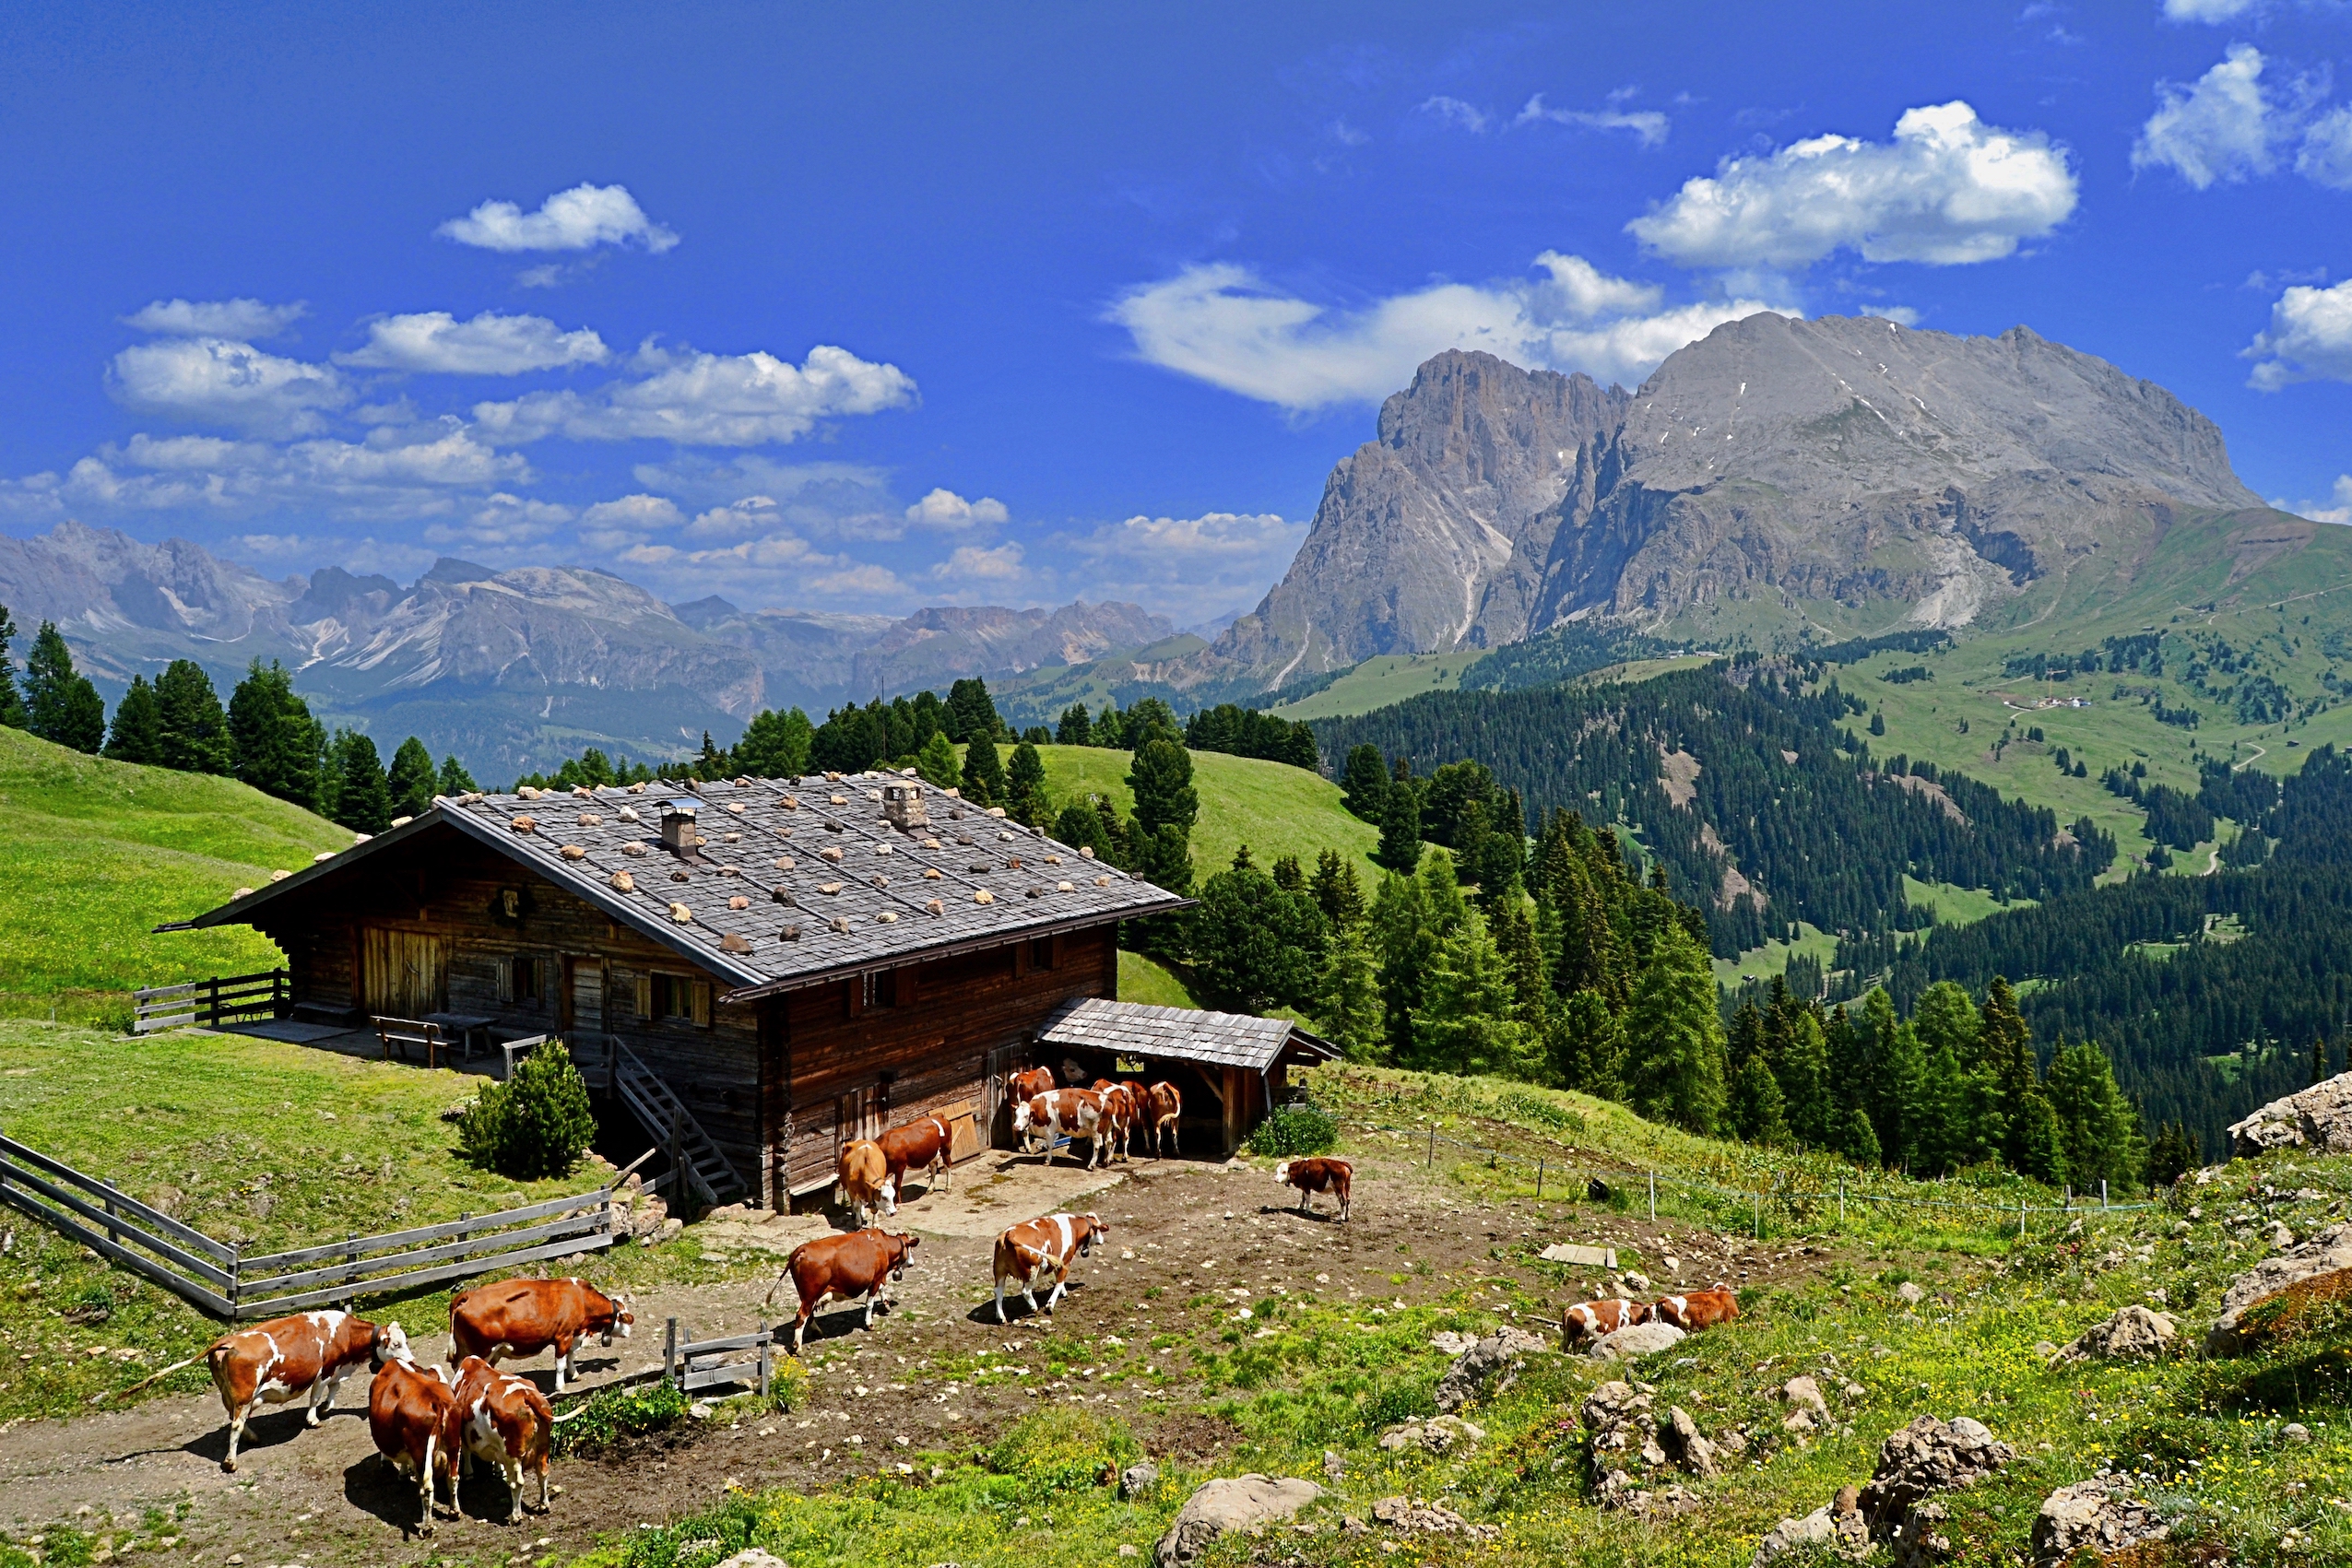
[768,1228,919,1352]
[1561,1296,1649,1346]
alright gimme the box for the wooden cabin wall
[774,925,1117,1197]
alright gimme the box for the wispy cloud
[121,299,307,338]
[337,311,609,374]
[437,183,680,253]
[1514,93,1670,147]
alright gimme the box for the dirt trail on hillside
[0,1151,1826,1565]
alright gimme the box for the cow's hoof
[219,1458,237,1475]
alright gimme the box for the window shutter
[691,979,713,1028]
[635,973,653,1019]
[496,957,514,1004]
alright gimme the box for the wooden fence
[661,1317,774,1396]
[0,1129,621,1321]
[133,969,290,1034]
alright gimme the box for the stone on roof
[1038,996,1338,1073]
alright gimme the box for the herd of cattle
[183,1076,1745,1538]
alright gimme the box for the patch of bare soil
[0,1148,1857,1564]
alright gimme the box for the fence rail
[0,1128,619,1320]
[661,1317,773,1397]
[133,969,290,1033]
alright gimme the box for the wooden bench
[372,1015,450,1069]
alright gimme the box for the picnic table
[426,1011,497,1061]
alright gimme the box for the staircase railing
[607,1036,746,1208]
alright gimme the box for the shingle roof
[1037,996,1339,1073]
[171,772,1188,1000]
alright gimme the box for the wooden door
[563,957,604,1044]
[361,928,446,1019]
[836,1086,873,1148]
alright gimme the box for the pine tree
[2145,1122,2198,1189]
[1549,988,1622,1098]
[1007,741,1051,827]
[23,621,104,753]
[735,707,815,777]
[155,659,230,773]
[1980,975,2040,1169]
[696,730,730,777]
[2045,1038,2145,1194]
[1838,1105,1881,1167]
[1622,922,1728,1135]
[329,731,394,834]
[1128,736,1197,839]
[2011,1087,2068,1186]
[1495,897,1550,1039]
[961,737,1007,807]
[915,731,961,790]
[1727,1050,1789,1146]
[436,755,479,796]
[0,604,24,728]
[945,678,1002,744]
[1769,996,1833,1146]
[1056,703,1093,746]
[1309,849,1365,928]
[1341,744,1389,821]
[1879,1012,1929,1172]
[387,736,437,819]
[1371,870,1435,1058]
[1191,860,1328,1013]
[103,675,164,764]
[1314,919,1385,1061]
[1375,778,1423,874]
[1412,911,1538,1079]
[231,662,322,809]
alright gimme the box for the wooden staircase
[609,1038,747,1208]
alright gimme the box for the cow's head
[879,1175,898,1216]
[1011,1099,1034,1133]
[1076,1212,1106,1256]
[603,1291,635,1344]
[888,1232,921,1279]
[372,1321,412,1369]
[1272,1161,1292,1185]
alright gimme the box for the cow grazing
[765,1228,920,1352]
[992,1211,1108,1322]
[447,1354,553,1523]
[1005,1066,1057,1105]
[447,1278,633,1393]
[1273,1157,1353,1221]
[1562,1297,1650,1347]
[1147,1081,1183,1157]
[876,1114,955,1203]
[368,1324,458,1535]
[1012,1088,1106,1167]
[1653,1286,1741,1332]
[836,1138,893,1224]
[204,1309,382,1472]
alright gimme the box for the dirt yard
[0,1143,1836,1565]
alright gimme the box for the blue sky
[2,1,2348,628]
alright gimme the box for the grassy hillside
[1034,744,1382,884]
[1266,652,1483,720]
[0,729,350,1021]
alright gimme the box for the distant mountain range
[0,521,1170,775]
[1201,313,2273,686]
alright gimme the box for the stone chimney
[882,781,928,831]
[658,796,703,853]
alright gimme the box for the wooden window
[1029,937,1056,973]
[861,969,898,1010]
[651,973,697,1022]
[633,972,654,1019]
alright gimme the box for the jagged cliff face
[1209,315,2263,683]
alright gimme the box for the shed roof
[1037,996,1339,1073]
[168,773,1188,1001]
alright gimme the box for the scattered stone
[1376,1414,1484,1455]
[2030,1473,2169,1567]
[2031,1341,2060,1360]
[1432,1326,1548,1412]
[1119,1463,1160,1501]
[1895,1281,1925,1306]
[1858,1416,2015,1567]
[2206,1225,2352,1355]
[2052,1305,2178,1363]
[2227,1070,2352,1157]
[2266,1220,2297,1251]
[1589,1322,1686,1361]
[1153,1475,1323,1568]
[1582,1381,1668,1511]
[1624,1271,1651,1293]
[1427,1331,1473,1356]
[1751,1496,1870,1566]
[1370,1496,1500,1540]
[2285,1422,2312,1444]
[715,1552,792,1568]
[1323,1449,1345,1480]
[1661,1406,1718,1478]
[1783,1374,1829,1418]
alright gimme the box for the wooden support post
[2019,1198,2027,1239]
[1838,1174,1846,1227]
[663,1317,679,1385]
[229,1243,242,1319]
[1648,1172,1657,1222]
[757,1330,772,1398]
[2100,1179,2109,1210]
[205,976,220,1028]
[343,1231,360,1305]
[1536,1161,1544,1200]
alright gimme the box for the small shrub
[459,1038,597,1179]
[550,1375,691,1456]
[985,1407,1139,1499]
[1358,1377,1437,1432]
[1495,1087,1586,1138]
[1248,1102,1339,1157]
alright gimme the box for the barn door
[983,1043,1019,1149]
[361,928,447,1018]
[563,958,604,1046]
[835,1086,873,1149]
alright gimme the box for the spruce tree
[2012,1088,2068,1186]
[23,621,104,753]
[1371,870,1435,1058]
[1308,849,1365,928]
[1056,703,1093,746]
[1622,922,1729,1135]
[228,659,322,808]
[1550,988,1621,1098]
[436,754,479,796]
[387,736,437,819]
[1418,848,1469,940]
[155,659,230,773]
[1776,1008,1833,1147]
[2045,1038,2145,1193]
[961,736,1007,806]
[1341,743,1389,820]
[945,678,1002,743]
[1314,919,1385,1061]
[1127,735,1197,839]
[330,731,394,834]
[735,707,815,777]
[103,675,164,764]
[1007,740,1051,827]
[1838,1105,1881,1166]
[915,731,961,790]
[1375,783,1423,874]
[1412,912,1537,1079]
[1495,897,1550,1038]
[1727,1049,1789,1146]
[1191,860,1327,1013]
[0,604,24,728]
[1981,976,2041,1169]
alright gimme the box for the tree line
[0,605,476,835]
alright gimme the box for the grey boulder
[1859,1416,2015,1566]
[1433,1326,1549,1412]
[2227,1070,2352,1157]
[1154,1475,1323,1568]
[2031,1474,2169,1566]
[1751,1498,1870,1566]
[2051,1305,2178,1363]
[2205,1222,2352,1356]
[1590,1321,1687,1360]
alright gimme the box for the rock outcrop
[2207,1222,2352,1356]
[1590,1321,1687,1360]
[1153,1475,1322,1568]
[1432,1326,1549,1412]
[1858,1416,2017,1566]
[2228,1070,2352,1158]
[1752,1493,1870,1566]
[2051,1305,2179,1364]
[2031,1474,2170,1566]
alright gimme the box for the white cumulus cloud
[121,298,307,338]
[1514,94,1669,147]
[1109,253,1781,410]
[1628,101,2077,268]
[1061,510,1307,624]
[931,542,1027,582]
[2245,277,2352,387]
[427,491,574,547]
[2286,475,2352,524]
[904,488,1009,529]
[2134,44,2291,187]
[108,337,350,436]
[437,182,679,253]
[2163,0,2265,19]
[472,344,917,446]
[2295,106,2352,189]
[337,312,609,374]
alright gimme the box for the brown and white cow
[447,1354,553,1523]
[836,1138,892,1224]
[876,1114,955,1203]
[1005,1066,1057,1106]
[1092,1079,1142,1162]
[447,1278,633,1393]
[992,1211,1109,1322]
[204,1309,383,1472]
[1562,1297,1650,1347]
[1013,1088,1106,1167]
[368,1324,458,1535]
[1146,1081,1183,1157]
[1273,1157,1353,1221]
[1652,1286,1741,1332]
[765,1228,920,1352]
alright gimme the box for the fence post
[342,1231,360,1306]
[101,1178,121,1247]
[1838,1173,1846,1228]
[758,1326,772,1398]
[229,1242,242,1319]
[1753,1190,1762,1240]
[2100,1179,2109,1210]
[1536,1160,1544,1200]
[1648,1171,1656,1222]
[206,975,220,1028]
[2018,1198,2027,1239]
[1426,1126,1434,1168]
[663,1317,680,1386]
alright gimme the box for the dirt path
[0,1149,1838,1565]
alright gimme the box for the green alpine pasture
[1033,744,1383,886]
